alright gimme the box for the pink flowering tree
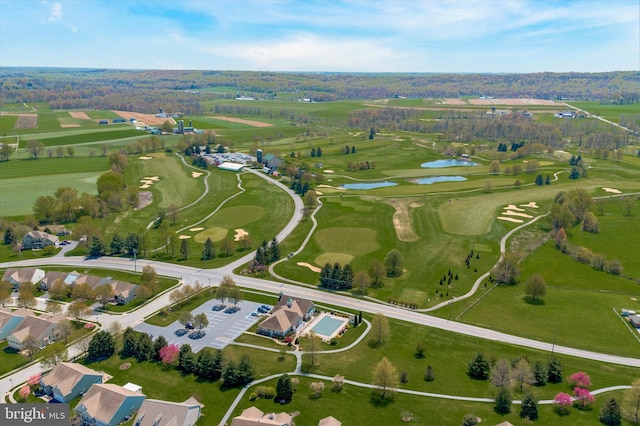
[19,385,30,401]
[27,373,41,392]
[554,392,572,415]
[159,344,179,365]
[568,371,591,388]
[573,387,595,408]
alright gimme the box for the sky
[0,0,638,73]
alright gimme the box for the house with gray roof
[133,397,203,426]
[41,362,103,403]
[75,383,145,426]
[22,230,59,250]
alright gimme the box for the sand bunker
[348,132,363,137]
[503,211,533,218]
[504,204,525,212]
[520,202,539,208]
[60,124,81,128]
[386,199,423,242]
[498,217,524,223]
[603,187,622,194]
[139,184,150,189]
[178,235,191,239]
[139,156,153,160]
[190,227,204,232]
[144,176,160,181]
[191,172,203,178]
[297,262,321,273]
[234,229,248,241]
[315,190,324,195]
[324,170,335,174]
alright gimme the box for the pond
[341,181,398,190]
[413,176,467,185]
[421,159,479,168]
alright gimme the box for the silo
[256,149,263,164]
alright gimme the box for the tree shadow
[369,391,394,407]
[523,296,545,306]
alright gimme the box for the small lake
[421,159,479,168]
[341,181,398,190]
[413,176,467,185]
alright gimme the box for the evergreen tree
[236,355,255,385]
[88,236,106,257]
[532,361,547,386]
[319,263,332,287]
[341,264,354,289]
[317,147,322,157]
[351,145,356,154]
[545,174,551,185]
[520,394,538,420]
[494,387,512,415]
[468,352,491,380]
[135,333,153,361]
[310,147,316,157]
[202,237,215,260]
[121,327,139,357]
[535,174,544,185]
[369,127,376,140]
[599,398,621,426]
[87,331,115,360]
[547,358,563,383]
[180,237,189,259]
[4,228,15,245]
[276,374,294,403]
[110,233,124,254]
[152,335,167,361]
[196,350,217,380]
[178,344,195,373]
[222,359,239,386]
[424,365,435,382]
[269,237,280,262]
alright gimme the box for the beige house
[75,383,146,426]
[133,397,203,426]
[6,313,65,350]
[318,416,341,426]
[231,406,294,426]
[41,362,103,403]
[22,230,59,250]
[1,267,46,289]
[0,308,34,340]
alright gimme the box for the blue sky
[1,0,638,72]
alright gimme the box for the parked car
[185,322,194,329]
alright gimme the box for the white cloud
[48,2,62,22]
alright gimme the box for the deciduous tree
[94,284,114,307]
[490,358,512,388]
[622,378,640,424]
[39,342,68,369]
[369,260,385,287]
[372,357,399,399]
[26,140,45,159]
[524,273,547,302]
[370,313,390,347]
[353,270,371,295]
[160,344,180,365]
[384,249,404,277]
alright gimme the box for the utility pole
[133,249,137,272]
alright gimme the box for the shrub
[255,386,276,399]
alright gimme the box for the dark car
[211,304,226,311]
[189,331,205,339]
[175,329,188,336]
[185,322,194,329]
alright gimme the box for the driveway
[134,299,265,352]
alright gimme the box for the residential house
[6,313,65,350]
[22,230,59,250]
[74,383,146,426]
[318,416,341,426]
[133,397,203,426]
[2,267,46,290]
[230,406,294,426]
[41,362,103,403]
[0,308,33,341]
[39,270,79,291]
[74,274,138,305]
[257,295,315,338]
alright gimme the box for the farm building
[263,153,284,169]
[630,315,640,328]
[99,120,109,125]
[218,162,244,172]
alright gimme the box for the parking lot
[134,299,269,352]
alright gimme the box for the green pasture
[459,242,640,356]
[36,128,142,147]
[0,171,102,217]
[568,101,640,122]
[0,156,109,179]
[85,110,121,120]
[0,115,19,133]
